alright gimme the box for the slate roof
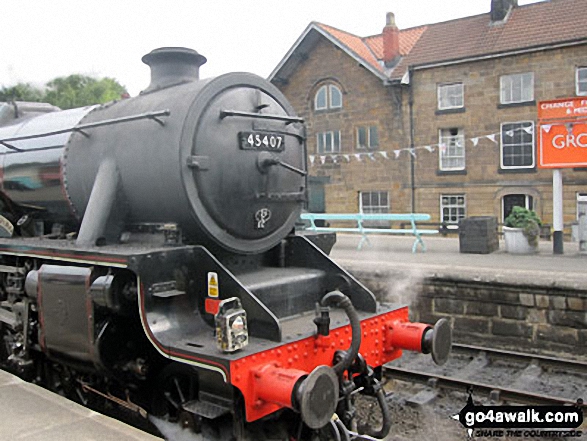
[269,0,587,83]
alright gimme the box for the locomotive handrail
[0,109,171,152]
[219,109,304,125]
[300,212,438,252]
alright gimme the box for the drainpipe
[408,67,416,212]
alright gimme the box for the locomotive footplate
[0,237,451,433]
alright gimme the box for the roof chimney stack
[382,12,400,67]
[490,0,518,22]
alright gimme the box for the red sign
[538,98,587,169]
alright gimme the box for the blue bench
[300,213,439,252]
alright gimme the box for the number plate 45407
[239,131,285,151]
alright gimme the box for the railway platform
[0,369,161,441]
[330,233,586,287]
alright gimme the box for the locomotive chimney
[141,47,207,94]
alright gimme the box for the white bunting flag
[471,137,479,147]
[542,124,552,133]
[486,134,497,143]
[320,156,326,165]
[394,150,401,159]
[424,145,435,153]
[379,151,388,159]
[309,155,315,166]
[523,126,534,135]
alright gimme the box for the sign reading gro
[538,97,587,169]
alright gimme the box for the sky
[2,0,541,97]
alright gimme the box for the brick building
[270,0,587,231]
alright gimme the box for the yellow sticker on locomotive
[0,215,14,238]
[208,272,219,298]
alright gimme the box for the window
[360,191,389,214]
[356,126,379,150]
[314,84,343,110]
[500,72,534,104]
[315,87,327,110]
[441,195,466,224]
[360,191,389,227]
[317,131,341,154]
[577,67,587,96]
[501,121,534,169]
[439,128,465,171]
[329,85,342,108]
[577,193,587,220]
[438,83,464,110]
[502,194,533,222]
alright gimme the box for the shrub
[504,206,542,247]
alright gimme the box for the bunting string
[307,124,548,166]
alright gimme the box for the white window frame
[439,128,465,171]
[356,126,379,150]
[317,130,341,154]
[500,72,534,104]
[314,86,327,110]
[360,191,389,227]
[314,84,343,110]
[437,83,464,110]
[329,85,342,109]
[440,194,466,224]
[359,191,389,214]
[577,192,587,220]
[500,121,535,169]
[577,67,587,96]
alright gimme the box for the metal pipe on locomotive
[0,47,451,440]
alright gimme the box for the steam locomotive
[0,47,451,440]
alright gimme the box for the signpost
[538,97,587,254]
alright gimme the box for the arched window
[314,84,343,110]
[502,194,534,222]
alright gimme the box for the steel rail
[384,366,585,407]
[452,343,587,373]
[384,344,587,408]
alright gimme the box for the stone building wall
[277,36,587,225]
[409,45,587,224]
[278,37,412,214]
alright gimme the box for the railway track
[384,343,587,408]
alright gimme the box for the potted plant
[503,206,542,254]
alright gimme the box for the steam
[380,267,426,308]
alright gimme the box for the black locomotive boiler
[0,47,451,440]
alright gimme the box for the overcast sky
[2,0,541,96]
